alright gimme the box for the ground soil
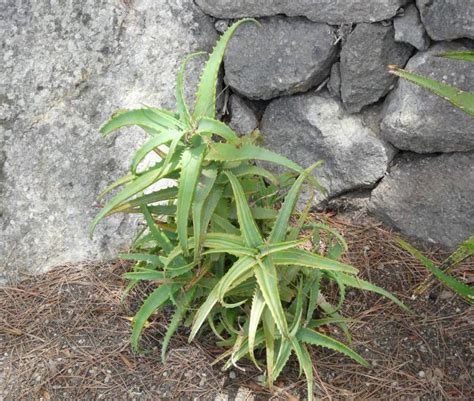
[1,214,473,400]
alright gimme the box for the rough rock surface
[327,62,341,98]
[381,42,474,153]
[228,95,258,136]
[370,153,474,250]
[394,4,430,51]
[224,17,337,100]
[416,0,474,40]
[261,92,395,200]
[196,0,408,25]
[0,0,216,280]
[340,23,412,113]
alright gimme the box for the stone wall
[1,0,473,280]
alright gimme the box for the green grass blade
[208,143,303,172]
[131,284,179,352]
[388,65,474,117]
[176,52,206,126]
[192,19,258,120]
[162,287,196,363]
[271,249,358,274]
[224,171,263,248]
[297,328,368,367]
[436,51,474,62]
[196,117,240,144]
[177,144,205,255]
[255,257,289,337]
[269,162,321,243]
[248,289,265,368]
[397,239,474,303]
[193,166,218,260]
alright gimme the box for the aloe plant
[92,20,407,400]
[388,51,474,117]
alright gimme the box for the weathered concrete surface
[261,92,395,200]
[381,42,474,153]
[370,153,474,250]
[196,0,408,25]
[0,0,216,280]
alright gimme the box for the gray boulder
[340,23,413,113]
[224,17,337,100]
[416,0,474,40]
[0,0,216,280]
[228,94,258,136]
[370,153,474,250]
[260,92,395,200]
[196,0,408,25]
[394,4,430,51]
[381,42,474,153]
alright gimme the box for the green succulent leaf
[176,52,206,126]
[177,144,206,255]
[269,162,321,243]
[162,287,196,362]
[271,248,358,274]
[192,166,218,260]
[100,108,183,137]
[337,272,411,311]
[248,288,266,368]
[97,173,134,201]
[208,143,303,173]
[255,257,289,338]
[110,186,178,214]
[90,167,164,235]
[437,51,474,62]
[297,327,368,366]
[389,65,474,117]
[192,19,258,120]
[130,130,181,174]
[197,117,240,144]
[131,284,180,352]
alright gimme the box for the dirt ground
[1,214,473,400]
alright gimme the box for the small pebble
[418,370,425,378]
[229,371,237,379]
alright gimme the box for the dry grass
[1,214,473,400]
